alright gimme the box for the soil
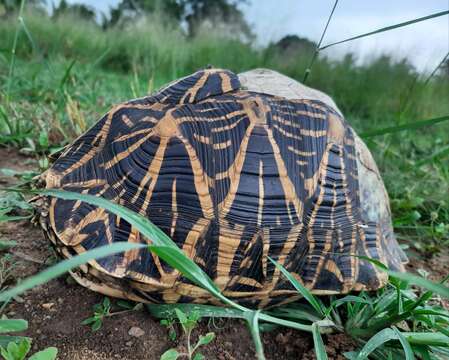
[0,147,447,360]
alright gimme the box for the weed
[0,319,57,360]
[160,308,215,360]
[82,297,143,331]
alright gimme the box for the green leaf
[81,317,97,326]
[0,241,17,250]
[28,347,58,360]
[244,310,265,360]
[174,309,188,332]
[7,338,31,360]
[91,320,102,332]
[0,336,30,348]
[192,353,204,360]
[160,348,179,360]
[312,322,328,360]
[355,328,397,360]
[197,332,215,346]
[359,115,449,138]
[148,304,246,320]
[392,327,415,360]
[320,11,449,50]
[402,332,449,347]
[102,297,111,310]
[331,296,372,308]
[0,242,146,302]
[268,256,325,316]
[0,320,27,334]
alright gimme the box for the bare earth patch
[0,148,446,359]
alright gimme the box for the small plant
[0,318,57,360]
[82,297,143,331]
[81,297,111,331]
[160,309,215,360]
[0,192,33,223]
[160,316,177,341]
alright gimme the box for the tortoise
[38,68,407,308]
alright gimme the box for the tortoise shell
[40,68,406,308]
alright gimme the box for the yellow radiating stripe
[213,139,232,150]
[193,133,211,144]
[265,127,303,221]
[178,135,215,219]
[104,130,155,170]
[287,145,316,157]
[170,179,177,238]
[218,121,256,215]
[136,137,169,213]
[272,123,302,140]
[180,72,209,104]
[219,72,234,93]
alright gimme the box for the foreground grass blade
[149,245,222,302]
[356,255,449,299]
[245,311,265,360]
[320,10,449,50]
[0,242,146,302]
[147,304,246,319]
[39,189,243,309]
[355,328,399,360]
[312,322,329,360]
[0,319,28,333]
[268,256,325,316]
[359,115,449,138]
[392,327,415,360]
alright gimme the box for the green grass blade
[60,59,77,89]
[392,327,415,360]
[331,295,372,308]
[320,11,449,50]
[0,319,28,333]
[416,145,449,167]
[355,328,397,360]
[355,255,449,299]
[312,322,328,360]
[149,245,221,301]
[359,115,449,138]
[28,347,58,360]
[268,256,325,316]
[147,304,246,319]
[6,0,27,103]
[0,242,146,302]
[403,332,449,347]
[245,310,265,360]
[39,189,245,311]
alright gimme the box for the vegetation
[160,308,215,360]
[0,2,448,359]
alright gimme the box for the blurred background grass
[0,1,448,250]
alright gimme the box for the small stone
[125,341,133,347]
[128,326,145,338]
[42,302,55,309]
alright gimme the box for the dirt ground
[0,148,447,360]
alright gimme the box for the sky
[58,0,449,72]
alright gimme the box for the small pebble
[42,302,54,309]
[125,341,133,347]
[128,326,145,338]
